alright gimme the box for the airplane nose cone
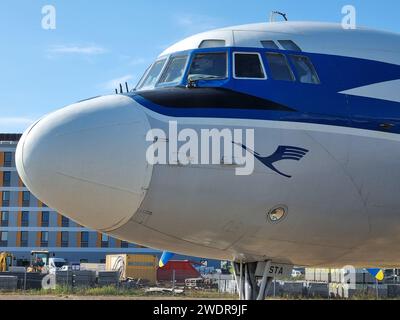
[16,95,153,232]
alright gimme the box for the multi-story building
[0,133,161,265]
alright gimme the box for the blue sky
[0,0,399,133]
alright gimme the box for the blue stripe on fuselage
[131,92,353,127]
[127,48,400,133]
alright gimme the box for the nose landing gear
[233,261,274,300]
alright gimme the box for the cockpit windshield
[158,55,189,85]
[135,50,228,91]
[136,59,167,90]
[188,52,227,80]
[134,47,321,92]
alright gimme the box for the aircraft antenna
[270,11,288,22]
[125,82,129,92]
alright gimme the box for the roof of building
[0,133,22,142]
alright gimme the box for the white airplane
[16,21,400,300]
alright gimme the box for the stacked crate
[307,282,330,298]
[0,276,18,291]
[305,268,316,282]
[73,271,96,287]
[98,271,120,287]
[56,270,96,288]
[55,271,73,287]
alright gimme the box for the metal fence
[0,272,45,290]
[0,270,119,291]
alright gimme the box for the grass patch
[183,290,237,300]
[23,286,145,297]
[1,286,396,300]
[18,286,235,299]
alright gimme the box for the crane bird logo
[235,143,309,178]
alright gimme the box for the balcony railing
[121,242,129,248]
[41,221,49,227]
[40,242,48,248]
[101,241,109,248]
[3,161,12,168]
[61,241,69,248]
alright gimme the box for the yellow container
[106,254,158,284]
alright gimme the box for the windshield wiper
[187,74,223,88]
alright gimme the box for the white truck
[49,258,68,274]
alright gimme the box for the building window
[1,211,9,227]
[20,231,28,247]
[61,216,70,227]
[61,232,69,247]
[3,152,12,167]
[22,191,30,207]
[2,172,11,187]
[0,232,8,247]
[265,53,295,81]
[234,53,266,79]
[121,241,129,248]
[21,211,29,227]
[2,191,10,207]
[101,234,109,248]
[41,212,50,227]
[41,232,49,247]
[81,232,89,248]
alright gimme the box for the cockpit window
[188,53,227,80]
[199,40,226,48]
[136,59,167,90]
[265,53,295,81]
[234,53,266,79]
[261,40,279,50]
[135,65,150,90]
[290,55,320,84]
[278,40,302,52]
[158,55,189,85]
